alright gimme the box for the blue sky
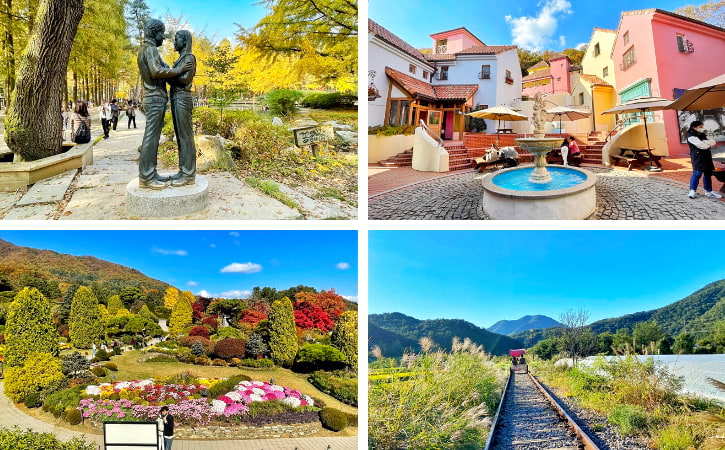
[145,0,269,42]
[370,231,725,329]
[370,0,692,52]
[0,231,357,301]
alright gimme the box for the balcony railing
[437,45,447,54]
[478,71,491,80]
[436,73,448,81]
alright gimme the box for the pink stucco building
[522,54,578,97]
[612,9,725,156]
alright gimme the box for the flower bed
[78,378,316,427]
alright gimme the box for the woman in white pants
[560,138,569,166]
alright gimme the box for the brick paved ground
[0,381,357,450]
[368,167,725,220]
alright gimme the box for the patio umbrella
[467,106,529,144]
[546,105,591,136]
[601,96,672,170]
[665,74,725,111]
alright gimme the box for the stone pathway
[0,381,357,450]
[0,113,355,220]
[369,166,725,220]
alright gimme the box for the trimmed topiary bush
[93,349,110,362]
[308,370,357,406]
[239,358,275,369]
[213,338,246,360]
[69,287,103,349]
[320,407,348,431]
[66,408,83,425]
[295,343,347,372]
[264,89,302,116]
[268,297,297,367]
[5,352,65,403]
[4,288,60,367]
[212,358,227,366]
[0,425,93,448]
[189,325,210,339]
[207,374,252,398]
[104,362,117,371]
[24,393,41,408]
[91,366,106,377]
[180,335,214,355]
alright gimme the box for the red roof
[430,27,486,46]
[425,54,457,62]
[369,19,430,67]
[456,45,517,55]
[523,68,551,82]
[385,67,478,101]
[579,73,612,87]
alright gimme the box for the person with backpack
[99,100,111,139]
[127,101,137,129]
[110,99,120,131]
[69,100,92,144]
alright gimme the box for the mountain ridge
[489,314,562,335]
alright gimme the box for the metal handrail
[419,119,445,147]
[605,116,639,143]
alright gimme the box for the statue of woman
[168,30,197,186]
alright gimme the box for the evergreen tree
[673,332,695,354]
[107,295,123,315]
[138,304,157,322]
[164,286,180,310]
[268,297,298,367]
[331,311,357,369]
[169,294,193,335]
[246,332,269,358]
[119,286,146,308]
[5,288,59,367]
[69,286,103,349]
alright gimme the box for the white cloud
[558,35,566,47]
[342,295,358,303]
[336,262,350,270]
[187,281,198,286]
[197,289,213,297]
[575,42,587,51]
[221,290,252,298]
[220,262,262,273]
[505,0,572,51]
[229,232,240,237]
[152,247,188,256]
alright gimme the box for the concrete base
[126,175,209,217]
[482,166,597,220]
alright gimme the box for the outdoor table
[496,128,514,134]
[619,147,662,170]
[711,145,725,164]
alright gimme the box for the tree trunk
[2,0,16,103]
[72,70,77,101]
[5,0,84,161]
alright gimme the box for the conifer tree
[69,286,103,349]
[268,296,298,367]
[4,287,59,367]
[107,295,123,315]
[331,311,357,369]
[169,294,193,335]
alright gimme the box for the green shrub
[0,426,94,449]
[5,352,66,403]
[300,93,356,109]
[104,362,117,371]
[68,286,103,349]
[345,411,358,427]
[264,89,303,116]
[93,349,110,362]
[308,371,357,406]
[213,326,245,340]
[23,393,41,408]
[208,374,252,398]
[607,404,649,435]
[90,366,106,377]
[368,124,416,136]
[233,123,292,164]
[320,407,347,431]
[113,347,121,356]
[656,425,696,450]
[66,408,83,425]
[295,344,347,372]
[43,387,83,419]
[144,355,177,363]
[248,400,294,417]
[238,358,275,369]
[4,288,59,367]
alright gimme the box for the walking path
[0,113,354,219]
[369,166,725,220]
[0,381,357,450]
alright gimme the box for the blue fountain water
[493,167,586,191]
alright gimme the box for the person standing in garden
[687,120,722,199]
[99,100,111,139]
[110,99,120,131]
[160,406,174,449]
[127,101,137,129]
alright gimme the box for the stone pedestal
[126,175,209,217]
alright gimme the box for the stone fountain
[480,93,597,220]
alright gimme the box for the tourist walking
[69,101,92,144]
[160,406,174,449]
[687,120,722,199]
[99,100,111,139]
[559,138,569,166]
[110,99,120,131]
[568,136,581,166]
[127,102,137,129]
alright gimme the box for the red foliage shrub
[239,309,267,326]
[189,325,210,339]
[179,336,214,355]
[249,300,270,315]
[293,301,334,332]
[294,289,346,321]
[201,315,219,331]
[192,300,206,322]
[213,338,247,360]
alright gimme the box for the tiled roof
[523,68,551,81]
[579,74,612,86]
[456,45,517,55]
[593,27,617,33]
[548,53,569,61]
[527,61,549,71]
[369,19,430,67]
[385,67,478,101]
[425,54,457,61]
[430,27,486,46]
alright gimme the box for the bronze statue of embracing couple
[137,19,197,189]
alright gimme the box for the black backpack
[73,121,91,144]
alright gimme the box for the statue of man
[137,19,192,189]
[167,30,197,186]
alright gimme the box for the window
[603,66,608,78]
[422,70,429,80]
[623,31,630,44]
[438,66,449,80]
[505,69,513,84]
[594,43,600,56]
[676,34,693,53]
[480,65,491,79]
[579,92,584,105]
[622,46,636,70]
[387,100,411,126]
[436,39,447,54]
[409,64,416,74]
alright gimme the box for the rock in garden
[272,117,284,126]
[335,130,358,145]
[195,135,235,173]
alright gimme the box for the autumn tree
[268,296,298,367]
[295,289,345,321]
[558,309,596,367]
[331,311,357,369]
[293,301,333,332]
[205,38,241,119]
[675,1,724,27]
[107,294,123,315]
[164,286,180,310]
[69,286,103,349]
[5,0,84,160]
[169,293,193,335]
[4,287,59,367]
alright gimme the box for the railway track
[485,371,600,450]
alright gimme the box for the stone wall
[173,422,321,439]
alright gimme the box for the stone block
[126,175,209,218]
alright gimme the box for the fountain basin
[482,166,596,220]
